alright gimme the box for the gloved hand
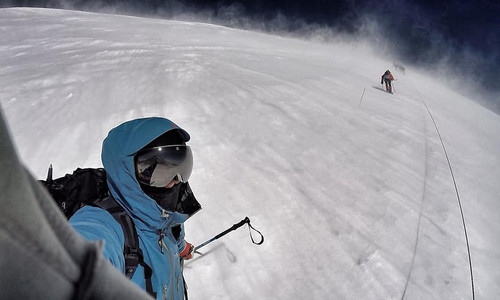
[180,240,194,260]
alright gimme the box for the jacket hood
[102,117,190,231]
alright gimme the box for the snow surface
[1,7,500,300]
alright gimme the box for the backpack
[41,166,109,218]
[40,166,157,296]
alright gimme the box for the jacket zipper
[158,229,175,300]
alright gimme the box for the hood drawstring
[159,210,169,253]
[158,229,165,254]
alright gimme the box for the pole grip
[194,217,250,251]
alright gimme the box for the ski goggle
[134,145,193,188]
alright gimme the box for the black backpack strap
[92,196,156,298]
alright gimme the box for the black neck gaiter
[140,183,181,212]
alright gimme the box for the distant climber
[381,70,395,93]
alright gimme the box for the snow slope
[1,7,499,299]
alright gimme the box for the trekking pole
[194,217,264,251]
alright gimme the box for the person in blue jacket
[70,117,198,299]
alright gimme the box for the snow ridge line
[413,88,476,300]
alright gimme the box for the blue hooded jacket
[70,117,191,300]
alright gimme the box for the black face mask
[140,182,181,212]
